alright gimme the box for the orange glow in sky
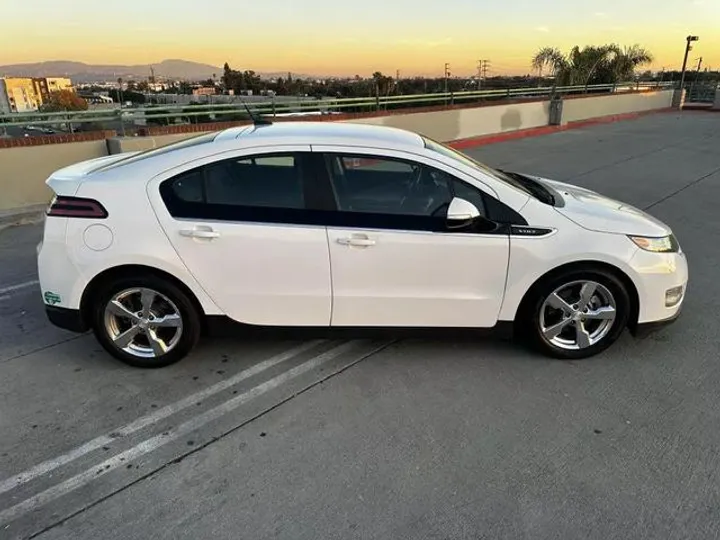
[1,0,718,76]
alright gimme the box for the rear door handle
[180,227,220,239]
[337,235,376,247]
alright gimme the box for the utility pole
[396,69,400,94]
[444,63,451,94]
[689,56,703,99]
[679,35,699,92]
[478,59,490,88]
[117,77,124,107]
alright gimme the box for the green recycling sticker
[43,291,62,306]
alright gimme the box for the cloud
[535,26,550,33]
[593,11,609,18]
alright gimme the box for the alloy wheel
[539,280,617,351]
[103,287,184,359]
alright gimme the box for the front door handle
[180,227,220,239]
[337,235,376,247]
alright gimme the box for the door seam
[324,227,335,326]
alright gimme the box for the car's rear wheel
[520,268,631,359]
[90,275,201,368]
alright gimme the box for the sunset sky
[2,0,718,76]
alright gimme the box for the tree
[41,90,88,112]
[609,45,653,82]
[532,43,653,91]
[372,71,394,97]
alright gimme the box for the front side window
[324,153,455,217]
[422,136,535,198]
[160,152,308,221]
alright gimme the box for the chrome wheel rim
[103,287,183,359]
[539,280,617,351]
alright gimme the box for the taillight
[46,196,108,219]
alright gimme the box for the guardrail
[685,82,718,104]
[0,81,675,136]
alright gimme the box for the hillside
[0,59,223,82]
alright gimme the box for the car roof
[214,121,426,149]
[90,121,427,176]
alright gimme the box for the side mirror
[446,197,480,228]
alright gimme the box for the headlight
[628,234,679,253]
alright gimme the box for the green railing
[0,81,676,135]
[685,81,718,104]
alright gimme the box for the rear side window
[204,155,304,208]
[160,152,309,221]
[171,169,204,203]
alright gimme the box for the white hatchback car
[37,121,687,367]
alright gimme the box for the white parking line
[0,339,369,526]
[0,339,325,497]
[0,280,39,297]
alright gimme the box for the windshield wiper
[497,169,555,205]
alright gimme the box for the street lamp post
[679,35,699,92]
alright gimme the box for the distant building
[0,78,41,113]
[192,86,216,96]
[32,78,50,105]
[46,77,73,93]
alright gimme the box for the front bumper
[630,302,682,338]
[629,248,688,325]
[45,306,89,333]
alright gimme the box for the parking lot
[1,111,720,540]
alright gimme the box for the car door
[314,146,511,328]
[147,146,332,326]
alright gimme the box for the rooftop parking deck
[1,111,719,539]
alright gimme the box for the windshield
[422,136,535,197]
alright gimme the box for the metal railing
[685,81,718,104]
[0,81,676,136]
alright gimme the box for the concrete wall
[0,90,677,216]
[562,90,674,124]
[107,133,199,154]
[347,100,551,141]
[0,140,108,212]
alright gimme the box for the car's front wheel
[90,275,201,368]
[521,268,631,359]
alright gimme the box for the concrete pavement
[1,111,719,539]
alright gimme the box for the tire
[90,274,202,368]
[518,268,631,360]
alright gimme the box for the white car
[37,120,688,368]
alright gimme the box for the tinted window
[170,169,204,203]
[325,154,454,217]
[160,152,309,221]
[204,154,304,208]
[450,177,487,217]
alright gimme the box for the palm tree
[532,43,653,92]
[609,44,654,82]
[532,47,568,89]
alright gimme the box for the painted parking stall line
[0,339,371,527]
[0,340,326,497]
[0,280,39,301]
